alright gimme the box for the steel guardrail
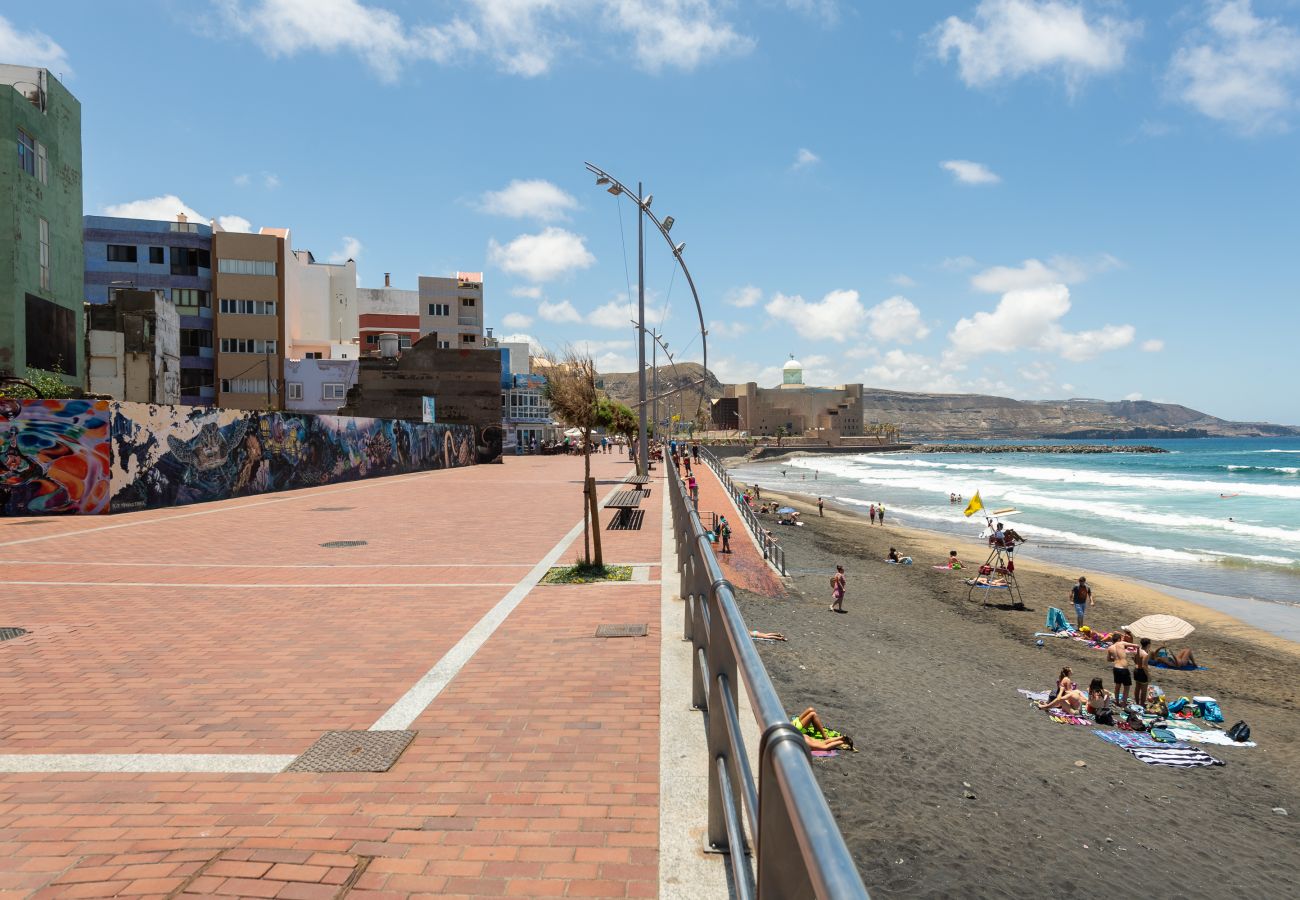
[696,448,786,576]
[668,460,868,900]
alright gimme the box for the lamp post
[585,162,708,475]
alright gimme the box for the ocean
[730,437,1300,617]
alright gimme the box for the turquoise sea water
[731,437,1300,611]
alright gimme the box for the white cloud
[1168,0,1300,134]
[1125,392,1143,401]
[791,147,821,170]
[328,236,362,263]
[502,311,534,329]
[488,227,595,282]
[890,273,917,288]
[933,0,1140,92]
[941,255,978,270]
[217,215,253,233]
[0,15,71,73]
[865,296,931,344]
[538,299,584,323]
[710,356,783,387]
[103,194,206,224]
[587,296,670,329]
[949,283,1134,362]
[263,172,281,189]
[969,254,1120,293]
[511,285,543,298]
[1141,338,1164,352]
[709,320,749,339]
[594,350,638,374]
[499,332,546,354]
[940,159,1001,184]
[784,0,840,25]
[573,338,634,357]
[217,0,752,80]
[764,289,866,342]
[725,285,762,308]
[233,173,251,187]
[479,179,579,221]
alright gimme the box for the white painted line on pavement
[0,754,296,774]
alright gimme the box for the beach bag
[1227,721,1251,742]
[1196,699,1224,723]
[1125,711,1147,732]
[1045,607,1070,633]
[979,565,992,576]
[1151,726,1178,743]
[1167,697,1189,714]
[1094,709,1116,726]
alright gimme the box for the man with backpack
[719,516,732,554]
[1071,576,1093,629]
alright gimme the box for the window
[107,244,137,263]
[437,340,451,349]
[39,218,50,291]
[36,140,47,184]
[217,258,276,276]
[287,383,304,400]
[460,333,476,343]
[171,246,211,276]
[149,246,165,264]
[366,334,378,345]
[323,383,347,401]
[170,221,199,233]
[180,328,213,355]
[304,352,323,360]
[461,297,476,307]
[180,370,212,396]
[399,335,412,349]
[220,378,276,394]
[17,129,35,176]
[219,338,277,354]
[173,289,210,309]
[219,298,277,315]
[25,294,77,375]
[428,303,450,317]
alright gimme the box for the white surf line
[369,476,633,732]
[0,754,295,774]
[0,467,455,550]
[0,581,516,589]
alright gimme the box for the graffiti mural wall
[0,399,477,515]
[0,399,113,515]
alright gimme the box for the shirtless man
[1133,637,1153,707]
[1107,635,1136,706]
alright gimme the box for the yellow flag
[963,491,984,518]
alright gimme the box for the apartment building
[358,274,419,354]
[85,289,180,404]
[284,244,358,360]
[419,272,483,349]
[1,66,83,386]
[212,229,285,410]
[83,214,215,404]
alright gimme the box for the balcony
[458,315,479,327]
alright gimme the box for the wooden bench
[626,475,651,493]
[604,490,643,527]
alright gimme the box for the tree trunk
[581,433,591,564]
[584,427,603,567]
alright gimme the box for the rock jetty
[914,444,1168,454]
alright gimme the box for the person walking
[754,484,762,500]
[877,504,885,525]
[687,473,699,508]
[829,565,847,613]
[817,497,824,517]
[1071,576,1093,630]
[869,503,877,525]
[719,517,732,554]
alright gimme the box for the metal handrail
[669,461,868,900]
[697,448,786,576]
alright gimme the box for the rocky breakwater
[914,444,1169,454]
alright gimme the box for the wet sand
[735,487,1299,898]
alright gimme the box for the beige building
[85,290,180,404]
[713,357,866,439]
[212,229,285,410]
[284,241,359,361]
[419,272,483,348]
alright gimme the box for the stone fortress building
[712,356,866,439]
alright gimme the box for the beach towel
[1152,660,1207,670]
[1045,606,1070,633]
[1170,727,1255,748]
[810,750,839,758]
[1126,746,1225,768]
[1093,729,1182,750]
[1018,689,1051,702]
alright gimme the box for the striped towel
[1127,746,1225,768]
[1094,730,1187,750]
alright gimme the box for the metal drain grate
[0,628,29,642]
[320,540,368,548]
[286,730,416,772]
[595,623,648,638]
[311,506,356,512]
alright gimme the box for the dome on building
[781,355,804,386]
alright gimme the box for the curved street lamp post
[584,162,708,474]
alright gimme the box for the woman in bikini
[1038,667,1086,714]
[829,565,846,613]
[1086,677,1117,725]
[792,707,855,752]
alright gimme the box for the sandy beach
[733,485,1299,898]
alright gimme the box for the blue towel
[1045,606,1070,632]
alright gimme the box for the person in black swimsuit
[1133,637,1152,707]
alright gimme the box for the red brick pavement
[686,463,784,598]
[0,452,664,898]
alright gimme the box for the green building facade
[0,67,83,386]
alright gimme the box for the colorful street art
[0,399,113,515]
[0,399,477,516]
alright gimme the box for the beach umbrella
[563,427,584,438]
[1125,614,1195,641]
[776,506,797,515]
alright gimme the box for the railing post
[705,571,738,853]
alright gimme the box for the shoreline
[750,484,1300,655]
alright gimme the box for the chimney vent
[384,272,391,287]
[177,212,188,224]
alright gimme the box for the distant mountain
[597,365,1298,438]
[598,362,722,420]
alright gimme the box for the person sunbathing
[1038,667,1086,713]
[792,707,855,751]
[1086,678,1118,725]
[1153,646,1198,669]
[750,630,787,641]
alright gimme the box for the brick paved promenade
[0,453,667,899]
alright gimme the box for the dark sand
[735,488,1299,899]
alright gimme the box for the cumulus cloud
[791,148,821,170]
[940,159,1001,184]
[502,311,534,329]
[709,320,749,339]
[932,0,1140,92]
[217,215,253,233]
[538,299,584,323]
[216,0,753,80]
[328,236,362,263]
[1168,0,1300,134]
[891,274,917,288]
[765,289,866,342]
[233,173,251,187]
[0,15,71,73]
[1141,338,1164,352]
[949,284,1134,362]
[263,172,281,189]
[970,255,1120,292]
[725,285,762,308]
[488,227,595,282]
[103,194,254,232]
[587,296,670,329]
[479,179,579,221]
[511,285,543,298]
[498,332,546,354]
[865,296,931,344]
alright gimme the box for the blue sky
[6,0,1300,424]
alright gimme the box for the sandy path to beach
[735,487,1299,899]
